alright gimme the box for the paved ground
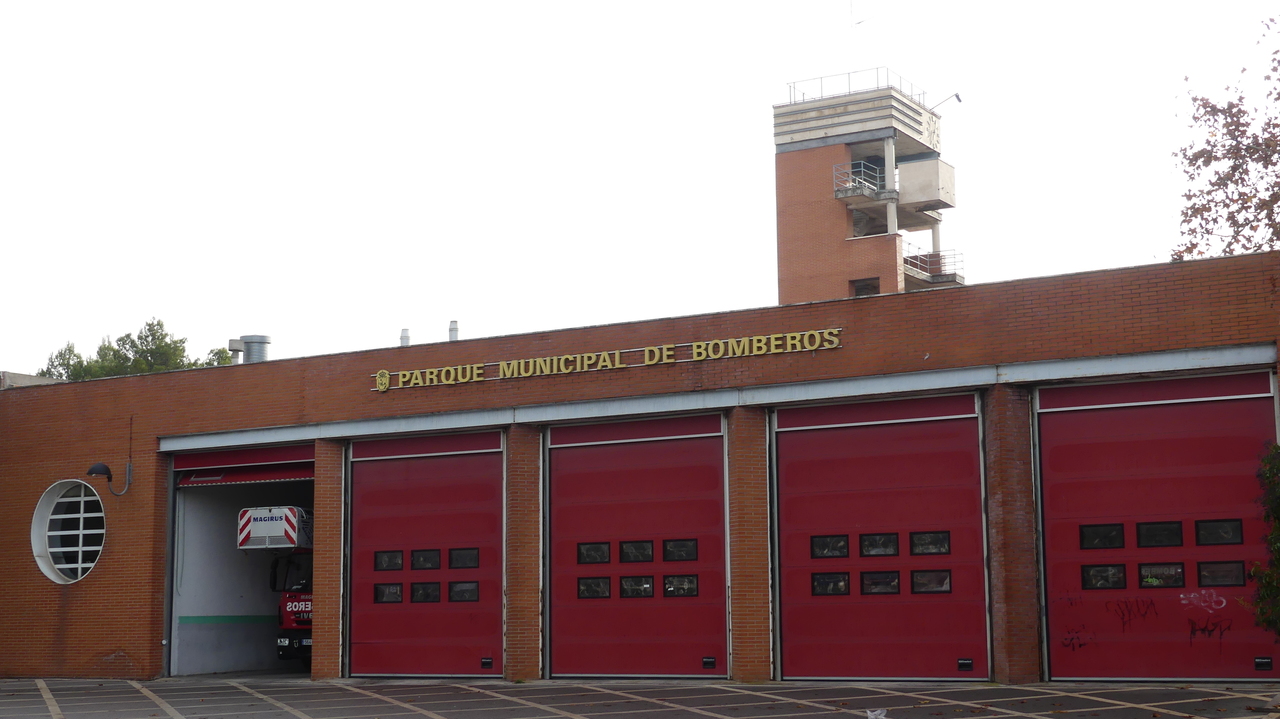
[2,677,1279,719]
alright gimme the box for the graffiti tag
[1188,616,1232,651]
[1105,598,1158,632]
[1180,590,1228,613]
[1060,625,1095,652]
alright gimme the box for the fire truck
[237,506,313,663]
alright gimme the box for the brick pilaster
[311,439,345,679]
[727,406,772,682]
[504,425,543,680]
[984,385,1042,683]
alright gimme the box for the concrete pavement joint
[33,680,63,719]
[455,684,592,719]
[1022,685,1213,718]
[129,680,188,719]
[337,683,455,719]
[227,680,314,719]
[714,683,1052,719]
[580,685,801,719]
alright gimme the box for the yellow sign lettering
[373,328,842,392]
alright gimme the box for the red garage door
[1041,372,1276,679]
[776,394,988,679]
[549,415,726,676]
[349,431,503,676]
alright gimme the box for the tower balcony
[903,241,964,290]
[834,159,954,215]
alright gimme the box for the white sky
[1,2,1276,373]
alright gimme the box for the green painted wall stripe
[178,615,277,625]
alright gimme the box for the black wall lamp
[87,462,132,496]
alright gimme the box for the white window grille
[30,480,105,584]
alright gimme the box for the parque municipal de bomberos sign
[371,328,843,392]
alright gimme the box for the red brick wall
[504,425,542,680]
[2,253,1279,680]
[777,143,850,304]
[845,233,904,295]
[0,414,168,679]
[984,384,1041,683]
[777,145,907,302]
[726,406,771,682]
[311,439,344,679]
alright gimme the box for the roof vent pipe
[449,321,458,342]
[400,329,410,347]
[240,335,271,363]
[227,338,244,364]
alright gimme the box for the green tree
[1251,443,1280,636]
[1172,18,1280,260]
[37,319,231,381]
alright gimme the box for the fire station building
[3,75,1279,684]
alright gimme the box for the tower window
[850,278,880,297]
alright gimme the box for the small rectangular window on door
[1138,563,1184,588]
[860,533,898,557]
[1080,524,1124,550]
[620,576,654,598]
[374,551,403,571]
[411,582,440,603]
[577,543,610,564]
[1198,561,1245,587]
[810,535,849,558]
[620,541,654,563]
[450,548,480,568]
[811,572,850,596]
[1082,564,1126,590]
[577,577,610,599]
[1196,519,1243,546]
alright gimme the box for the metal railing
[787,67,928,106]
[834,161,885,194]
[903,241,963,278]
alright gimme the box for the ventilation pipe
[227,339,244,364]
[400,329,410,347]
[240,335,271,363]
[449,321,459,342]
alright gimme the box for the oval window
[30,480,105,584]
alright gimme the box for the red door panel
[1042,386,1276,679]
[550,433,726,676]
[777,410,987,679]
[350,451,503,675]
